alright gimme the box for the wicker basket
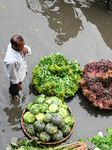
[21,106,75,144]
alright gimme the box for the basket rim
[21,106,75,145]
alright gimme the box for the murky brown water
[0,0,112,149]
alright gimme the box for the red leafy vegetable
[79,59,112,109]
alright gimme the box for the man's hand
[21,47,28,54]
[17,83,22,90]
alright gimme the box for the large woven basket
[21,106,75,144]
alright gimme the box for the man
[4,35,31,99]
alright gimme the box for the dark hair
[10,35,24,46]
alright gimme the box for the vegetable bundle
[87,126,112,150]
[23,94,75,143]
[32,53,82,100]
[79,59,112,109]
[8,137,87,150]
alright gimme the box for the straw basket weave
[21,106,75,144]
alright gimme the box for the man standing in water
[4,35,31,99]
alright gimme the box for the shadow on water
[28,82,39,96]
[77,88,112,117]
[26,0,84,45]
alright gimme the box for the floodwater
[0,0,112,149]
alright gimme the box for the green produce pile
[32,53,83,100]
[23,94,75,143]
[7,126,112,150]
[7,137,87,150]
[87,126,112,150]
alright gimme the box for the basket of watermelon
[79,59,112,110]
[21,94,75,144]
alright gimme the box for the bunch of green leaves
[6,137,87,150]
[32,53,82,100]
[6,137,48,150]
[87,126,112,150]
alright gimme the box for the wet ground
[0,0,112,149]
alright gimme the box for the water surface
[0,0,112,149]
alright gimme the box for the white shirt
[4,43,31,84]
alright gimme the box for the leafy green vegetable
[35,113,45,121]
[61,102,68,110]
[30,104,40,115]
[48,104,58,113]
[45,97,52,105]
[25,102,33,110]
[1,5,8,11]
[32,53,82,100]
[40,103,48,113]
[87,126,112,150]
[23,111,35,124]
[16,148,25,150]
[78,137,86,142]
[33,94,45,104]
[64,114,75,126]
[50,96,60,105]
[58,107,68,118]
[10,137,18,147]
[7,137,87,150]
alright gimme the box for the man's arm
[21,45,31,55]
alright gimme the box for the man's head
[10,35,25,52]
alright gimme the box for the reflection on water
[26,0,84,45]
[3,97,23,131]
[26,0,56,13]
[1,0,112,149]
[75,0,112,49]
[26,0,112,48]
